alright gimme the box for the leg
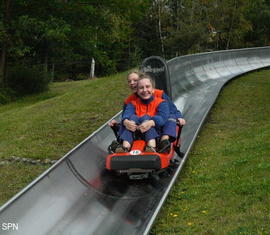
[145,138,157,152]
[116,120,136,153]
[122,140,131,149]
[137,115,159,152]
[158,115,177,153]
[147,139,156,148]
[144,127,159,152]
[161,115,177,141]
[115,130,132,153]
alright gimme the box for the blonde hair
[138,72,155,88]
[127,69,140,77]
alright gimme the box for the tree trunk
[44,49,48,73]
[90,57,95,79]
[156,0,165,58]
[0,0,12,87]
[226,0,237,49]
[51,64,55,82]
[0,42,7,87]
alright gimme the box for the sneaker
[108,140,119,153]
[144,145,156,153]
[158,139,171,153]
[115,144,129,153]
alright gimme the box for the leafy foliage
[244,0,270,46]
[0,87,15,104]
[7,65,50,95]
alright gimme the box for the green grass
[0,74,130,160]
[0,72,130,205]
[151,70,270,234]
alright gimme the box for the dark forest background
[1,0,270,98]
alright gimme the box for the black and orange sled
[106,123,183,179]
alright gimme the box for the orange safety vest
[154,89,163,99]
[124,89,164,105]
[130,96,165,117]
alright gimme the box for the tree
[0,0,72,86]
[205,0,251,50]
[0,0,268,89]
[164,0,209,56]
[245,0,270,46]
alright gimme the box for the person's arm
[151,101,170,127]
[138,101,169,133]
[121,93,137,117]
[108,119,118,127]
[122,103,137,132]
[162,93,183,118]
[110,102,128,126]
[120,103,128,118]
[162,93,186,125]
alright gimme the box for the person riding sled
[109,70,186,153]
[115,73,170,153]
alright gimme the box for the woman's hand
[123,119,137,132]
[108,119,118,127]
[178,118,186,126]
[138,120,155,133]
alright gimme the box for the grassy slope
[0,69,269,234]
[151,70,270,234]
[0,72,130,205]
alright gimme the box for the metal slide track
[1,47,270,235]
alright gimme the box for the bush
[7,65,50,96]
[0,90,10,104]
[0,88,16,104]
[74,73,89,81]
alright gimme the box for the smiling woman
[116,73,169,153]
[137,74,155,100]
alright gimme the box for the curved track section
[1,47,270,235]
